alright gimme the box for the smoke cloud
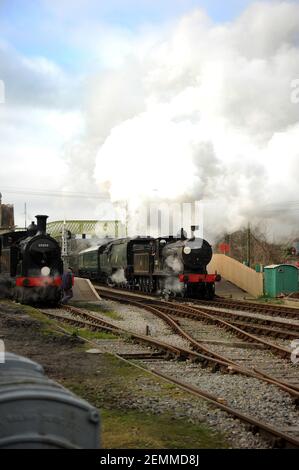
[111,268,127,285]
[3,2,298,240]
[165,255,183,274]
[91,2,299,240]
[164,277,184,296]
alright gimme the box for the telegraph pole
[125,200,129,236]
[61,220,68,268]
[0,192,2,229]
[24,203,27,229]
[247,223,251,267]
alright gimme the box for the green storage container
[264,264,299,298]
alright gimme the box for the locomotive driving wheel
[205,283,215,300]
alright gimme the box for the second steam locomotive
[78,227,220,299]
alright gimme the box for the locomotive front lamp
[41,266,51,276]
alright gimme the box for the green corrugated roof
[47,220,121,237]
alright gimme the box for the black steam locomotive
[0,215,63,304]
[78,228,220,299]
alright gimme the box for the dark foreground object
[0,353,100,449]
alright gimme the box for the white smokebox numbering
[91,2,299,240]
[291,79,299,104]
[0,80,5,104]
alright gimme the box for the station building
[46,219,126,270]
[0,194,15,234]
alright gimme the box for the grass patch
[22,305,79,340]
[64,380,227,449]
[62,355,228,449]
[20,302,118,343]
[69,301,122,320]
[22,304,53,325]
[160,381,177,391]
[105,354,146,378]
[100,409,227,449]
[67,327,117,341]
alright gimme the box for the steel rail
[97,289,293,359]
[195,298,299,319]
[41,308,232,366]
[150,369,299,449]
[96,289,299,399]
[48,318,299,449]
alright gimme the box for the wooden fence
[208,254,264,298]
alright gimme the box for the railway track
[42,307,299,449]
[150,370,299,449]
[154,302,294,358]
[181,303,299,339]
[93,282,299,318]
[95,288,295,355]
[95,286,298,349]
[95,287,299,396]
[41,306,203,362]
[196,298,299,319]
[93,283,299,325]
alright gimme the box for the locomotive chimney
[180,228,187,240]
[190,225,198,240]
[35,215,48,235]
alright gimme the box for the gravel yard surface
[6,298,297,448]
[70,300,192,350]
[143,360,298,432]
[174,315,299,392]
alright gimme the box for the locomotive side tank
[99,237,155,289]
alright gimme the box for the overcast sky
[0,1,299,240]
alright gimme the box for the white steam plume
[91,3,299,239]
[111,268,127,285]
[165,255,183,274]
